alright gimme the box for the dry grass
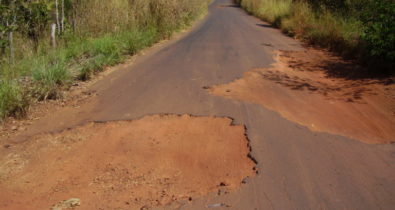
[0,0,211,121]
[238,0,363,54]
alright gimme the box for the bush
[0,80,29,120]
[360,0,395,63]
[237,0,394,67]
[32,59,71,100]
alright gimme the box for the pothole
[208,50,395,144]
[0,114,256,209]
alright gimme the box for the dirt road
[1,0,394,209]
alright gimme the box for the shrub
[238,0,394,65]
[0,80,29,119]
[32,59,71,100]
[360,0,395,63]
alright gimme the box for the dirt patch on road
[209,49,395,144]
[0,114,256,209]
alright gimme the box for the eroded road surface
[1,0,395,209]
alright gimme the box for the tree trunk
[72,3,77,33]
[6,1,16,64]
[0,33,5,56]
[51,23,57,48]
[61,0,65,33]
[6,9,16,65]
[8,30,14,64]
[7,20,14,64]
[10,12,16,64]
[55,0,60,34]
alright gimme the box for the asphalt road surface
[13,0,395,209]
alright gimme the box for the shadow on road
[256,23,276,29]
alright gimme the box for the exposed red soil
[209,49,395,144]
[0,114,256,209]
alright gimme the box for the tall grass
[240,0,292,26]
[0,80,28,119]
[238,0,364,55]
[0,0,210,121]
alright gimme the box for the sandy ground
[0,114,256,209]
[210,48,395,144]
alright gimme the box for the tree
[17,0,52,51]
[0,0,18,63]
[361,0,395,63]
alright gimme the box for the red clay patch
[209,49,395,144]
[0,114,256,209]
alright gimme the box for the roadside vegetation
[0,0,210,120]
[236,0,394,72]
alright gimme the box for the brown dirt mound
[209,49,395,144]
[0,114,256,209]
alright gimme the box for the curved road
[15,0,395,209]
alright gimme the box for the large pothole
[209,50,395,144]
[0,114,256,209]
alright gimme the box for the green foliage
[305,0,371,16]
[0,79,28,120]
[360,0,395,62]
[0,0,53,52]
[0,0,16,52]
[237,0,394,65]
[123,29,159,55]
[17,0,52,45]
[32,58,70,100]
[75,28,159,80]
[0,0,210,120]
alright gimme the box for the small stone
[217,188,228,196]
[3,144,11,149]
[51,198,81,210]
[241,177,249,184]
[11,126,18,131]
[140,205,149,210]
[207,203,230,208]
[219,182,227,187]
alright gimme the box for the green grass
[242,0,292,26]
[0,28,160,116]
[0,80,28,119]
[238,0,364,56]
[31,58,71,100]
[0,0,211,121]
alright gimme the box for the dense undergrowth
[0,0,210,120]
[236,0,394,72]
